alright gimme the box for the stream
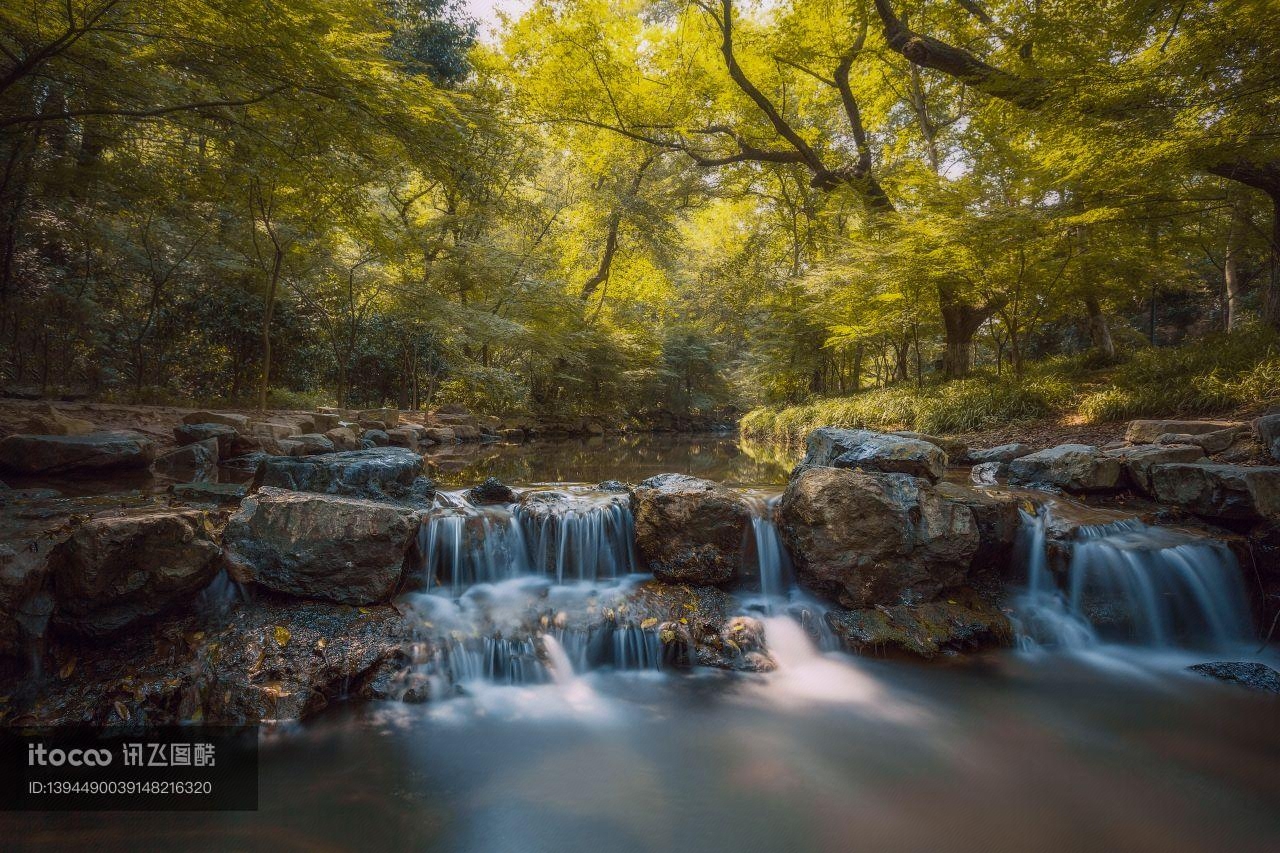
[5,434,1279,852]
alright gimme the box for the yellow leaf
[189,706,204,723]
[59,658,76,679]
[315,637,327,650]
[679,617,688,624]
[113,701,130,721]
[947,600,958,605]
[273,626,291,647]
[640,617,658,629]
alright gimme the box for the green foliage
[1078,327,1280,422]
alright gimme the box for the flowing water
[5,435,1278,852]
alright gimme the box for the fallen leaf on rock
[273,626,291,647]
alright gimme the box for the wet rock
[597,480,630,493]
[1105,443,1206,495]
[174,422,238,457]
[252,447,434,505]
[221,451,270,473]
[1008,444,1123,493]
[181,410,250,431]
[970,461,1004,485]
[0,431,155,475]
[825,590,1012,659]
[631,474,752,586]
[48,510,222,638]
[468,477,517,505]
[777,467,978,609]
[1149,463,1280,521]
[4,598,410,725]
[154,437,219,476]
[169,482,247,506]
[0,488,61,503]
[968,443,1033,465]
[1125,419,1245,444]
[324,426,361,451]
[23,403,94,436]
[223,487,421,605]
[1186,661,1280,694]
[796,427,947,483]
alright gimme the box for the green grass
[742,327,1280,447]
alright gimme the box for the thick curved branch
[871,0,1049,109]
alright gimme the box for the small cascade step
[1014,510,1252,651]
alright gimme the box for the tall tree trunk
[257,248,282,412]
[1225,230,1244,332]
[939,282,1004,379]
[1266,192,1280,330]
[1084,295,1115,358]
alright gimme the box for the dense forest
[3,0,1279,426]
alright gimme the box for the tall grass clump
[1078,326,1280,422]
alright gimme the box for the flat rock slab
[252,447,433,504]
[0,431,155,475]
[1149,463,1280,521]
[181,411,250,431]
[967,443,1033,465]
[1008,444,1123,493]
[797,427,947,483]
[1126,419,1244,444]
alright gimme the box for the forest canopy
[3,0,1279,423]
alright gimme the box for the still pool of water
[6,649,1279,852]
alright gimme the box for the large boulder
[1105,443,1206,495]
[174,422,238,457]
[223,487,421,604]
[251,447,433,505]
[630,474,752,585]
[282,433,335,456]
[777,467,978,609]
[48,510,221,638]
[22,403,94,436]
[154,437,219,477]
[1008,444,1123,492]
[181,410,250,431]
[1255,412,1280,461]
[824,589,1012,659]
[324,426,361,451]
[386,427,419,451]
[1126,419,1244,444]
[0,431,155,475]
[796,427,947,483]
[1149,463,1280,521]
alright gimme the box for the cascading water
[744,496,794,606]
[1013,509,1252,652]
[416,488,639,592]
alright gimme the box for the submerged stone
[1187,661,1280,694]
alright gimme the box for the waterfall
[416,489,640,592]
[1014,509,1252,651]
[742,495,795,611]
